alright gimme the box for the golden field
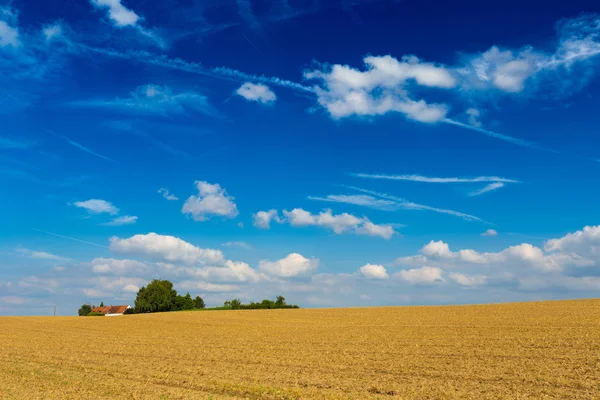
[1,299,599,399]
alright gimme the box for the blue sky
[1,0,600,315]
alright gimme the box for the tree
[275,296,286,307]
[230,298,242,310]
[78,304,92,316]
[224,300,232,308]
[194,296,205,309]
[173,293,195,311]
[99,301,104,307]
[134,279,178,313]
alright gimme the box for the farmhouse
[91,305,130,316]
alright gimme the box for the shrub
[194,296,205,309]
[87,312,105,316]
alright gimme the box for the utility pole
[53,305,56,316]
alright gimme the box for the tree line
[78,279,299,315]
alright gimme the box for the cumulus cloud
[236,82,276,104]
[360,264,389,279]
[395,266,444,285]
[109,232,225,265]
[253,209,282,229]
[481,229,498,237]
[449,272,486,287]
[397,226,600,276]
[282,208,397,239]
[70,84,218,117]
[259,253,319,277]
[73,199,119,215]
[305,55,452,122]
[544,225,600,259]
[182,181,239,222]
[102,215,138,226]
[158,188,179,201]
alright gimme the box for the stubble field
[1,299,599,399]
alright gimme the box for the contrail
[32,229,108,248]
[47,131,117,163]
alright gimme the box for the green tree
[230,298,242,310]
[134,279,178,313]
[173,293,195,311]
[78,304,92,316]
[99,301,104,307]
[194,296,205,309]
[223,300,232,308]
[275,296,286,307]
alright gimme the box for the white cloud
[396,266,444,285]
[544,225,600,258]
[109,232,225,265]
[305,54,454,122]
[282,208,397,239]
[123,284,139,293]
[91,258,147,274]
[102,215,138,226]
[253,209,282,229]
[177,280,239,293]
[360,264,389,279]
[90,0,140,27]
[397,227,600,274]
[71,85,217,117]
[449,273,486,287]
[466,108,482,127]
[16,248,67,261]
[42,23,62,41]
[0,19,19,47]
[259,253,319,278]
[158,188,179,201]
[236,82,276,104]
[481,229,498,237]
[182,181,239,222]
[73,199,119,215]
[469,182,505,196]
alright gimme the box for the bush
[123,307,135,315]
[87,312,105,316]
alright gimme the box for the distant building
[91,305,131,316]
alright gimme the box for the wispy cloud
[70,84,220,118]
[236,0,261,31]
[222,241,252,250]
[469,182,505,197]
[236,82,276,104]
[351,173,518,184]
[307,194,398,211]
[442,118,556,151]
[48,131,116,163]
[0,136,37,149]
[101,215,138,226]
[158,188,179,201]
[73,199,119,215]
[89,0,166,48]
[16,248,69,261]
[32,229,108,249]
[337,186,488,223]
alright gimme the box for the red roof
[91,305,129,314]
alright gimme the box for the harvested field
[1,299,599,399]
